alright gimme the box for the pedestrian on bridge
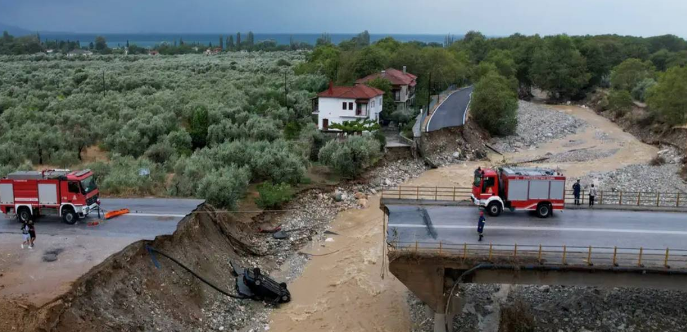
[572,179,581,205]
[589,184,597,207]
[477,211,486,241]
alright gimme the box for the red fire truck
[0,169,100,224]
[471,167,566,218]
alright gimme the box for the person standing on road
[572,180,581,205]
[28,220,36,249]
[589,184,597,207]
[477,211,486,242]
[21,221,30,249]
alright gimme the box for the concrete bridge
[380,187,687,332]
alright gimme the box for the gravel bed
[492,101,586,153]
[408,285,687,332]
[581,163,687,194]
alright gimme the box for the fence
[381,186,687,208]
[388,241,687,269]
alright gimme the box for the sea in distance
[38,32,455,48]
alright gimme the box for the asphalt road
[426,86,474,132]
[387,205,687,250]
[0,198,204,239]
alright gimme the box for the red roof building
[356,67,417,110]
[313,82,385,131]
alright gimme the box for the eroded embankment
[4,204,260,332]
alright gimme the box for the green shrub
[197,165,250,210]
[471,72,518,136]
[255,182,294,209]
[318,136,381,177]
[631,78,657,102]
[276,59,291,67]
[607,90,634,115]
[647,66,687,125]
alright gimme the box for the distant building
[312,82,384,131]
[148,50,159,56]
[204,47,222,56]
[46,49,54,54]
[356,67,417,110]
[67,49,93,57]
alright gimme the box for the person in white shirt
[589,184,597,207]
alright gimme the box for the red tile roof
[356,68,417,87]
[318,84,384,99]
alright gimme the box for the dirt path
[267,104,658,332]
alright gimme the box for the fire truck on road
[0,169,100,224]
[472,167,566,218]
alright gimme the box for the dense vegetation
[0,52,331,208]
[295,31,687,135]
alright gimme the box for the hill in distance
[0,22,32,36]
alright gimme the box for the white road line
[387,224,687,236]
[128,213,186,218]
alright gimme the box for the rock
[370,188,377,195]
[333,192,343,202]
[452,151,461,159]
[539,285,551,293]
[354,192,365,199]
[358,198,369,208]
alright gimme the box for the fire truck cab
[0,169,100,224]
[471,167,566,218]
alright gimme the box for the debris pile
[492,101,586,153]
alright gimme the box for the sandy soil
[267,104,658,332]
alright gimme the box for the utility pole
[426,72,432,115]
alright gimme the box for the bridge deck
[386,205,687,269]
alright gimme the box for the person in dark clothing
[28,220,36,249]
[477,211,486,242]
[572,180,581,205]
[589,184,597,207]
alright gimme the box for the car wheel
[254,279,261,286]
[281,294,290,302]
[486,202,502,217]
[537,204,551,218]
[62,209,77,225]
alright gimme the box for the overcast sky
[0,0,684,37]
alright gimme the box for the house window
[348,102,353,110]
[342,102,346,110]
[372,100,375,107]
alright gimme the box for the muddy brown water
[267,104,658,332]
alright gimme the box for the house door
[323,118,329,131]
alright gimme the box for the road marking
[387,224,687,235]
[128,213,186,218]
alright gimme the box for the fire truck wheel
[537,203,551,218]
[17,208,32,223]
[486,202,502,217]
[62,208,78,225]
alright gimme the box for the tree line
[295,30,687,135]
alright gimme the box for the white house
[313,83,384,131]
[356,67,417,110]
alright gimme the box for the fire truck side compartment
[14,180,38,202]
[0,183,14,204]
[529,180,550,199]
[507,180,529,201]
[38,183,58,205]
[549,181,565,200]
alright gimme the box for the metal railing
[389,241,687,269]
[382,186,473,201]
[381,186,687,208]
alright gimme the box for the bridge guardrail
[381,186,686,208]
[388,241,687,269]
